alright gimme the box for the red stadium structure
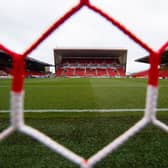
[54,48,127,78]
[0,50,52,78]
[133,49,168,78]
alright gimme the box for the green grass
[0,78,168,168]
[0,112,168,168]
[0,78,168,109]
[0,78,148,110]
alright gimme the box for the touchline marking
[0,108,168,113]
[0,86,9,88]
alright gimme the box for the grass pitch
[0,78,168,168]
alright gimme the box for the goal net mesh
[0,0,168,167]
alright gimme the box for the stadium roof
[135,49,168,65]
[0,50,53,73]
[0,50,52,67]
[54,48,127,59]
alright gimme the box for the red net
[0,1,168,167]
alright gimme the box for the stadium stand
[134,49,168,78]
[54,49,127,78]
[159,69,168,78]
[132,70,148,78]
[0,50,52,78]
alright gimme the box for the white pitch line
[0,108,168,113]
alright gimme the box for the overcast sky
[0,0,168,73]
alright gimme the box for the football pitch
[0,78,168,168]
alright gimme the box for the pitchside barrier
[0,0,168,167]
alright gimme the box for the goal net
[0,0,168,167]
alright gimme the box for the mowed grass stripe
[0,78,168,110]
[25,78,147,109]
[90,78,147,109]
[24,78,97,109]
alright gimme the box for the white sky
[0,0,168,73]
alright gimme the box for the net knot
[80,0,90,5]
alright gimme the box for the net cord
[0,0,168,167]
